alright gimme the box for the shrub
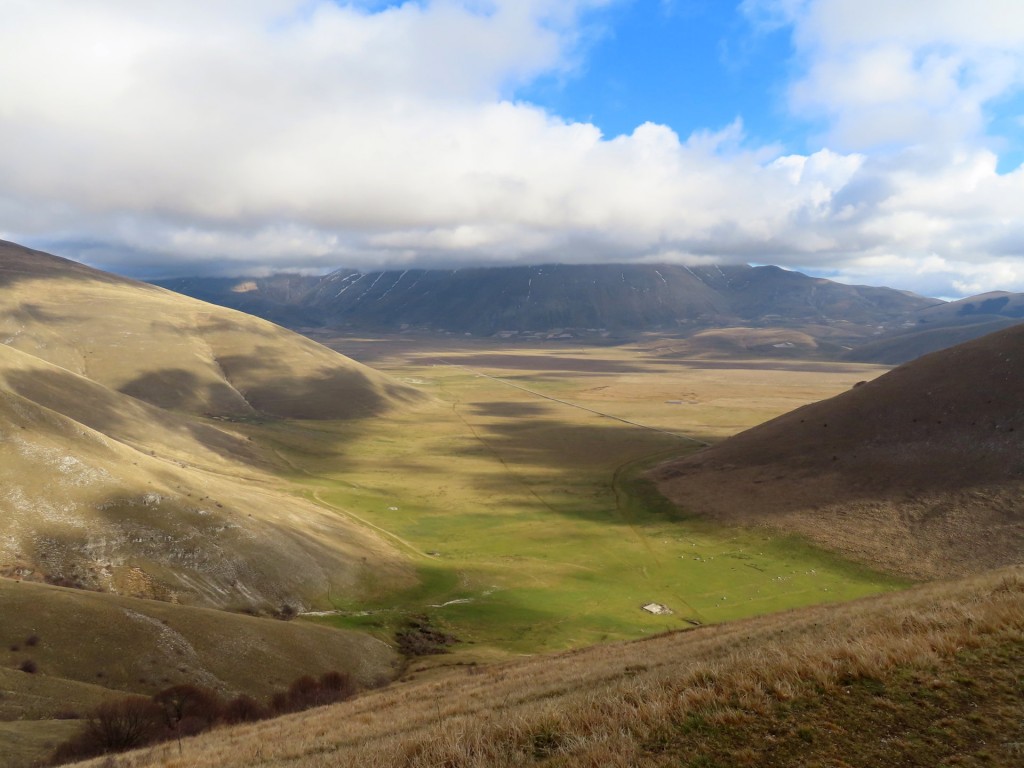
[319,670,357,699]
[52,696,164,763]
[395,615,458,657]
[222,694,267,724]
[286,675,323,711]
[153,684,223,737]
[18,659,37,674]
[269,671,359,715]
[50,670,365,764]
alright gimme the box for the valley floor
[266,334,905,662]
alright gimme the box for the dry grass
[0,242,420,611]
[654,323,1024,580]
[69,566,1024,767]
[0,579,399,704]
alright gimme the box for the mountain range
[154,264,1024,363]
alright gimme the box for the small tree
[153,684,222,753]
[86,697,163,752]
[318,670,357,702]
[222,694,268,724]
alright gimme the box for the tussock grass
[70,567,1024,767]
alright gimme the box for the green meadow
[257,341,906,660]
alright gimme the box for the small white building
[641,602,673,615]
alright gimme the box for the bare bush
[52,696,163,763]
[222,694,267,724]
[154,684,223,737]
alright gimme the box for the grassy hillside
[0,241,422,610]
[0,240,420,421]
[62,566,1024,767]
[654,323,1024,579]
[0,340,414,610]
[0,579,398,703]
[0,579,401,768]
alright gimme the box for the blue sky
[1,1,1023,297]
[522,1,797,148]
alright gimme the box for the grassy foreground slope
[654,323,1024,580]
[68,566,1024,768]
[0,579,398,707]
[0,579,400,768]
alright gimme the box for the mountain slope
[0,578,398,711]
[154,263,937,338]
[652,324,1024,579]
[0,241,417,608]
[0,319,412,609]
[0,240,420,420]
[845,291,1024,364]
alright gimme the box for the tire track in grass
[271,446,434,560]
[308,490,433,560]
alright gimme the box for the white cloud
[749,0,1024,151]
[0,0,1022,299]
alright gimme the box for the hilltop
[847,291,1024,364]
[652,323,1024,579]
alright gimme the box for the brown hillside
[61,567,1024,768]
[0,241,418,608]
[0,342,412,608]
[0,240,421,420]
[653,324,1024,579]
[0,578,400,768]
[0,578,398,706]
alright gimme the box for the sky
[1,1,1023,298]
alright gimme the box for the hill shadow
[3,302,68,326]
[118,368,252,416]
[468,401,551,418]
[213,352,394,420]
[4,367,265,468]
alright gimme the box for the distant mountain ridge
[154,263,937,338]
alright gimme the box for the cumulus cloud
[756,0,1024,151]
[0,0,1022,297]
